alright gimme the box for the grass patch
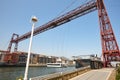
[116,66,120,80]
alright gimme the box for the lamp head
[31,16,38,23]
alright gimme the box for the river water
[0,66,75,80]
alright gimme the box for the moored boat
[47,63,67,67]
[47,57,68,67]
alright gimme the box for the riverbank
[29,64,46,67]
[30,66,90,80]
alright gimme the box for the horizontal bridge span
[13,0,97,42]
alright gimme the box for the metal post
[24,16,38,80]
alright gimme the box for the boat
[47,57,67,67]
[47,63,67,67]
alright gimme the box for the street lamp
[24,16,38,80]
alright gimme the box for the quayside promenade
[30,67,115,80]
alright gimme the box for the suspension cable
[56,0,79,17]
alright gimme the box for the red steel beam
[12,0,97,42]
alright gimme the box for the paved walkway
[69,68,114,80]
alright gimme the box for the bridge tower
[97,0,120,67]
[7,33,19,52]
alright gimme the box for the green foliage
[16,75,23,80]
[116,66,120,80]
[116,73,120,80]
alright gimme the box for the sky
[0,0,120,59]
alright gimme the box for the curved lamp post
[24,16,38,80]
